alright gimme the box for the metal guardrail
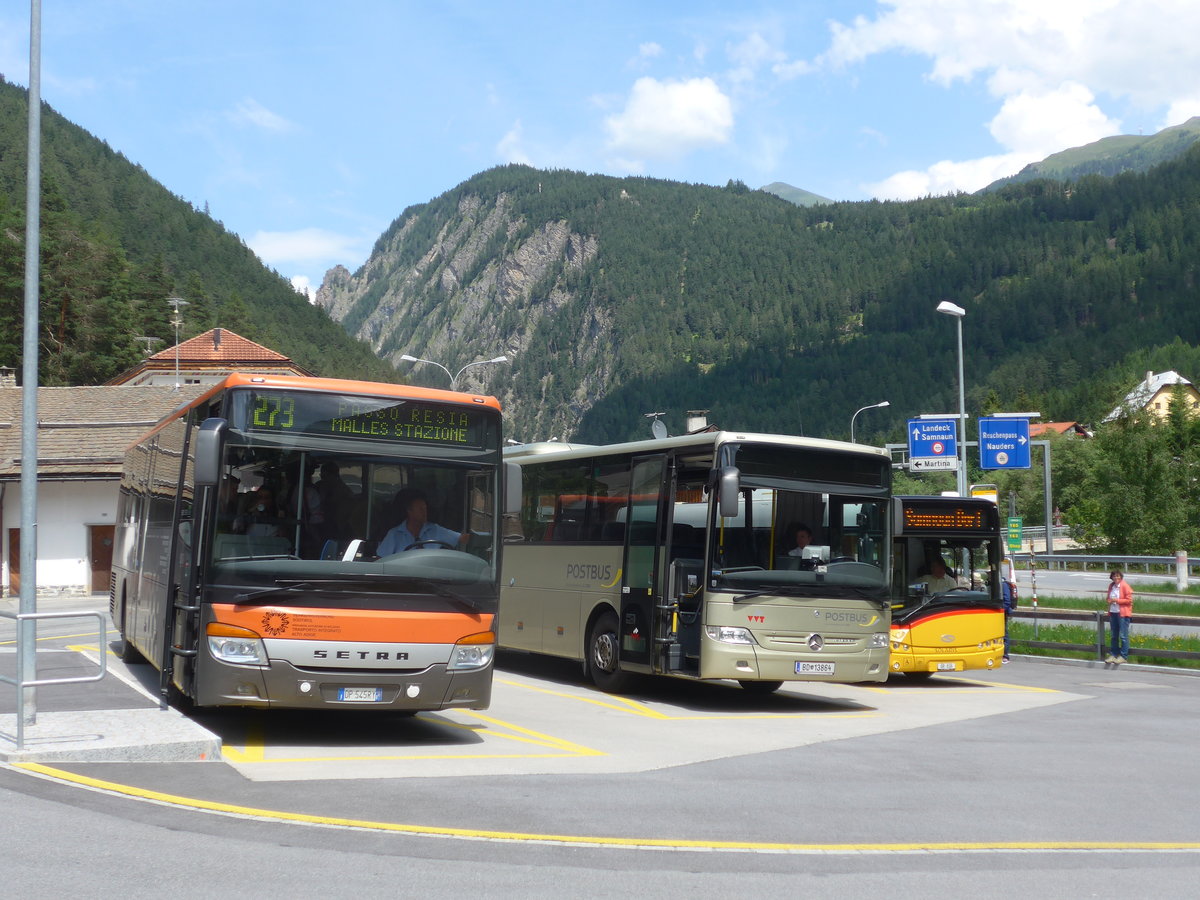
[0,608,107,750]
[1012,551,1200,577]
[1012,608,1200,664]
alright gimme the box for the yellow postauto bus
[889,495,1006,679]
[500,432,893,693]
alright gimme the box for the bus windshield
[209,442,498,596]
[688,442,890,600]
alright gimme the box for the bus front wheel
[587,610,633,693]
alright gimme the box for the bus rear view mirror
[718,466,740,518]
[194,418,228,487]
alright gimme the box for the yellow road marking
[499,678,879,721]
[221,710,604,764]
[12,762,1200,854]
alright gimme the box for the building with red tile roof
[106,327,312,387]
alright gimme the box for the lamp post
[400,354,509,391]
[166,297,189,391]
[936,300,968,496]
[850,400,890,443]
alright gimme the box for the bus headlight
[207,623,267,666]
[448,632,495,671]
[705,625,758,645]
[869,632,889,649]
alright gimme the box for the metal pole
[19,0,44,736]
[1037,440,1054,554]
[954,317,967,497]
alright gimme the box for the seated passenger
[377,490,467,555]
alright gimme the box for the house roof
[1105,370,1197,421]
[148,328,289,363]
[1029,422,1091,437]
[106,328,313,384]
[0,385,206,480]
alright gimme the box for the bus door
[620,455,667,671]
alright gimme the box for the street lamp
[936,300,968,496]
[850,400,890,443]
[400,353,509,391]
[166,297,189,391]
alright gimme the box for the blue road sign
[978,417,1031,469]
[907,418,958,471]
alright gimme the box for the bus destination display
[244,390,491,448]
[899,500,994,533]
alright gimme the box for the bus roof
[504,432,890,464]
[125,371,501,450]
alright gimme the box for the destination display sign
[896,498,999,536]
[241,389,493,449]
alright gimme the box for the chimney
[214,328,222,351]
[0,365,15,387]
[686,410,709,432]
[1146,371,1154,386]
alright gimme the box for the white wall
[2,480,118,595]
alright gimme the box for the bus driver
[377,490,468,555]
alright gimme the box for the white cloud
[496,120,532,165]
[638,42,663,60]
[988,83,1120,157]
[814,0,1200,197]
[604,77,734,163]
[249,227,365,268]
[864,153,1030,200]
[290,275,316,301]
[228,97,295,133]
[1162,97,1200,129]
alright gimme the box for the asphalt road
[3,597,1200,898]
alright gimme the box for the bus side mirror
[194,418,228,487]
[503,461,522,516]
[718,466,740,518]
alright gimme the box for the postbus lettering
[565,563,614,583]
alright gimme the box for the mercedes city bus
[500,432,892,693]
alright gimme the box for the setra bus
[888,494,1007,678]
[500,432,893,693]
[110,372,509,710]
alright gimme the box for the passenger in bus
[316,461,355,540]
[233,486,285,538]
[377,490,468,555]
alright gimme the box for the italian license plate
[936,662,959,671]
[796,661,836,675]
[338,687,384,702]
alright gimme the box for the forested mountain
[0,79,396,385]
[985,117,1200,190]
[318,149,1200,447]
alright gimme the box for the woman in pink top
[1106,570,1134,664]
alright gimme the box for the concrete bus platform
[0,647,222,764]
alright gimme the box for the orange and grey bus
[500,432,892,693]
[110,373,506,710]
[889,495,1007,678]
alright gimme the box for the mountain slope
[985,117,1200,190]
[760,182,833,206]
[319,153,1200,445]
[0,78,396,385]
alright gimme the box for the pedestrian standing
[1105,570,1134,664]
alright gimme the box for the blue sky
[4,1,1199,298]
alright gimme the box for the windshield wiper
[234,581,312,604]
